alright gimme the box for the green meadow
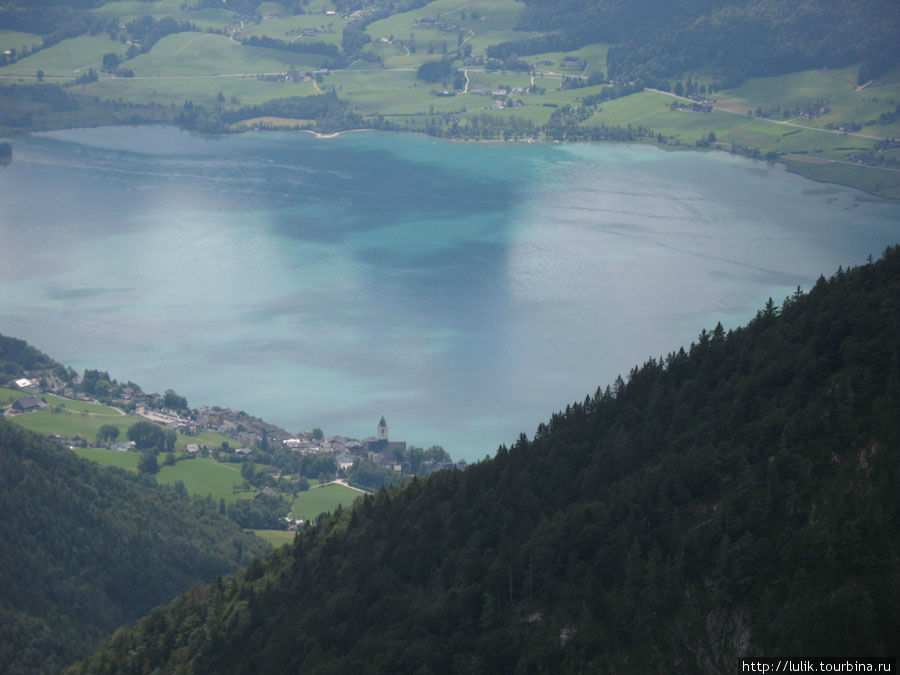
[237,13,348,47]
[126,32,324,77]
[291,482,364,521]
[0,30,42,55]
[74,447,141,470]
[0,34,120,77]
[252,529,295,547]
[90,0,235,29]
[156,457,251,502]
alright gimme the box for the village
[2,368,465,480]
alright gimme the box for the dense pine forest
[70,247,900,673]
[0,422,270,674]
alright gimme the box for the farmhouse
[12,396,47,412]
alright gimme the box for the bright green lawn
[237,13,347,47]
[81,74,318,108]
[0,34,120,77]
[10,408,142,441]
[0,386,30,405]
[252,529,295,547]
[74,447,140,470]
[91,0,235,30]
[0,30,42,55]
[156,457,251,502]
[291,483,363,520]
[715,66,900,139]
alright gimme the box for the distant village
[3,369,465,477]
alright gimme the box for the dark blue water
[1,127,897,459]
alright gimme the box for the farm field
[252,529,295,547]
[291,482,365,521]
[236,13,347,47]
[156,456,252,502]
[90,0,234,29]
[0,34,121,78]
[1,387,238,450]
[74,447,141,470]
[0,30,42,55]
[8,405,140,441]
[126,32,323,77]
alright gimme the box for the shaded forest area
[71,247,899,673]
[0,422,270,674]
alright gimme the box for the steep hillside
[71,246,899,673]
[0,422,270,674]
[511,0,899,84]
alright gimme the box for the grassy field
[251,529,295,547]
[0,34,121,78]
[0,386,30,405]
[90,0,235,30]
[74,447,141,470]
[237,13,348,47]
[291,482,364,521]
[715,66,900,140]
[9,406,141,441]
[126,32,325,77]
[2,387,239,450]
[156,456,251,502]
[0,30,42,55]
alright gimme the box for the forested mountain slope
[0,422,270,674]
[72,247,899,673]
[511,0,900,85]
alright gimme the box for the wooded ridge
[69,247,899,673]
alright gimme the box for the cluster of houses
[4,372,464,476]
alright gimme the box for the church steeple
[377,416,388,440]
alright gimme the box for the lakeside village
[2,367,467,507]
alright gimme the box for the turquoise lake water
[1,127,898,460]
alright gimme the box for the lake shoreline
[3,118,896,199]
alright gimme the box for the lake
[1,127,897,460]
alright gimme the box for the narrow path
[314,478,371,494]
[464,68,469,92]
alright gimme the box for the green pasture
[41,393,123,415]
[330,69,460,115]
[0,34,119,77]
[125,32,325,77]
[587,89,671,125]
[252,529,295,547]
[717,68,858,113]
[0,30,42,55]
[362,39,419,69]
[91,0,235,30]
[156,456,251,502]
[529,44,609,77]
[714,66,900,139]
[465,70,531,93]
[10,407,140,440]
[291,483,363,520]
[81,74,318,108]
[74,447,141,470]
[237,13,347,47]
[180,429,238,451]
[0,386,29,405]
[364,0,537,59]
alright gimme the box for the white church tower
[377,416,388,441]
